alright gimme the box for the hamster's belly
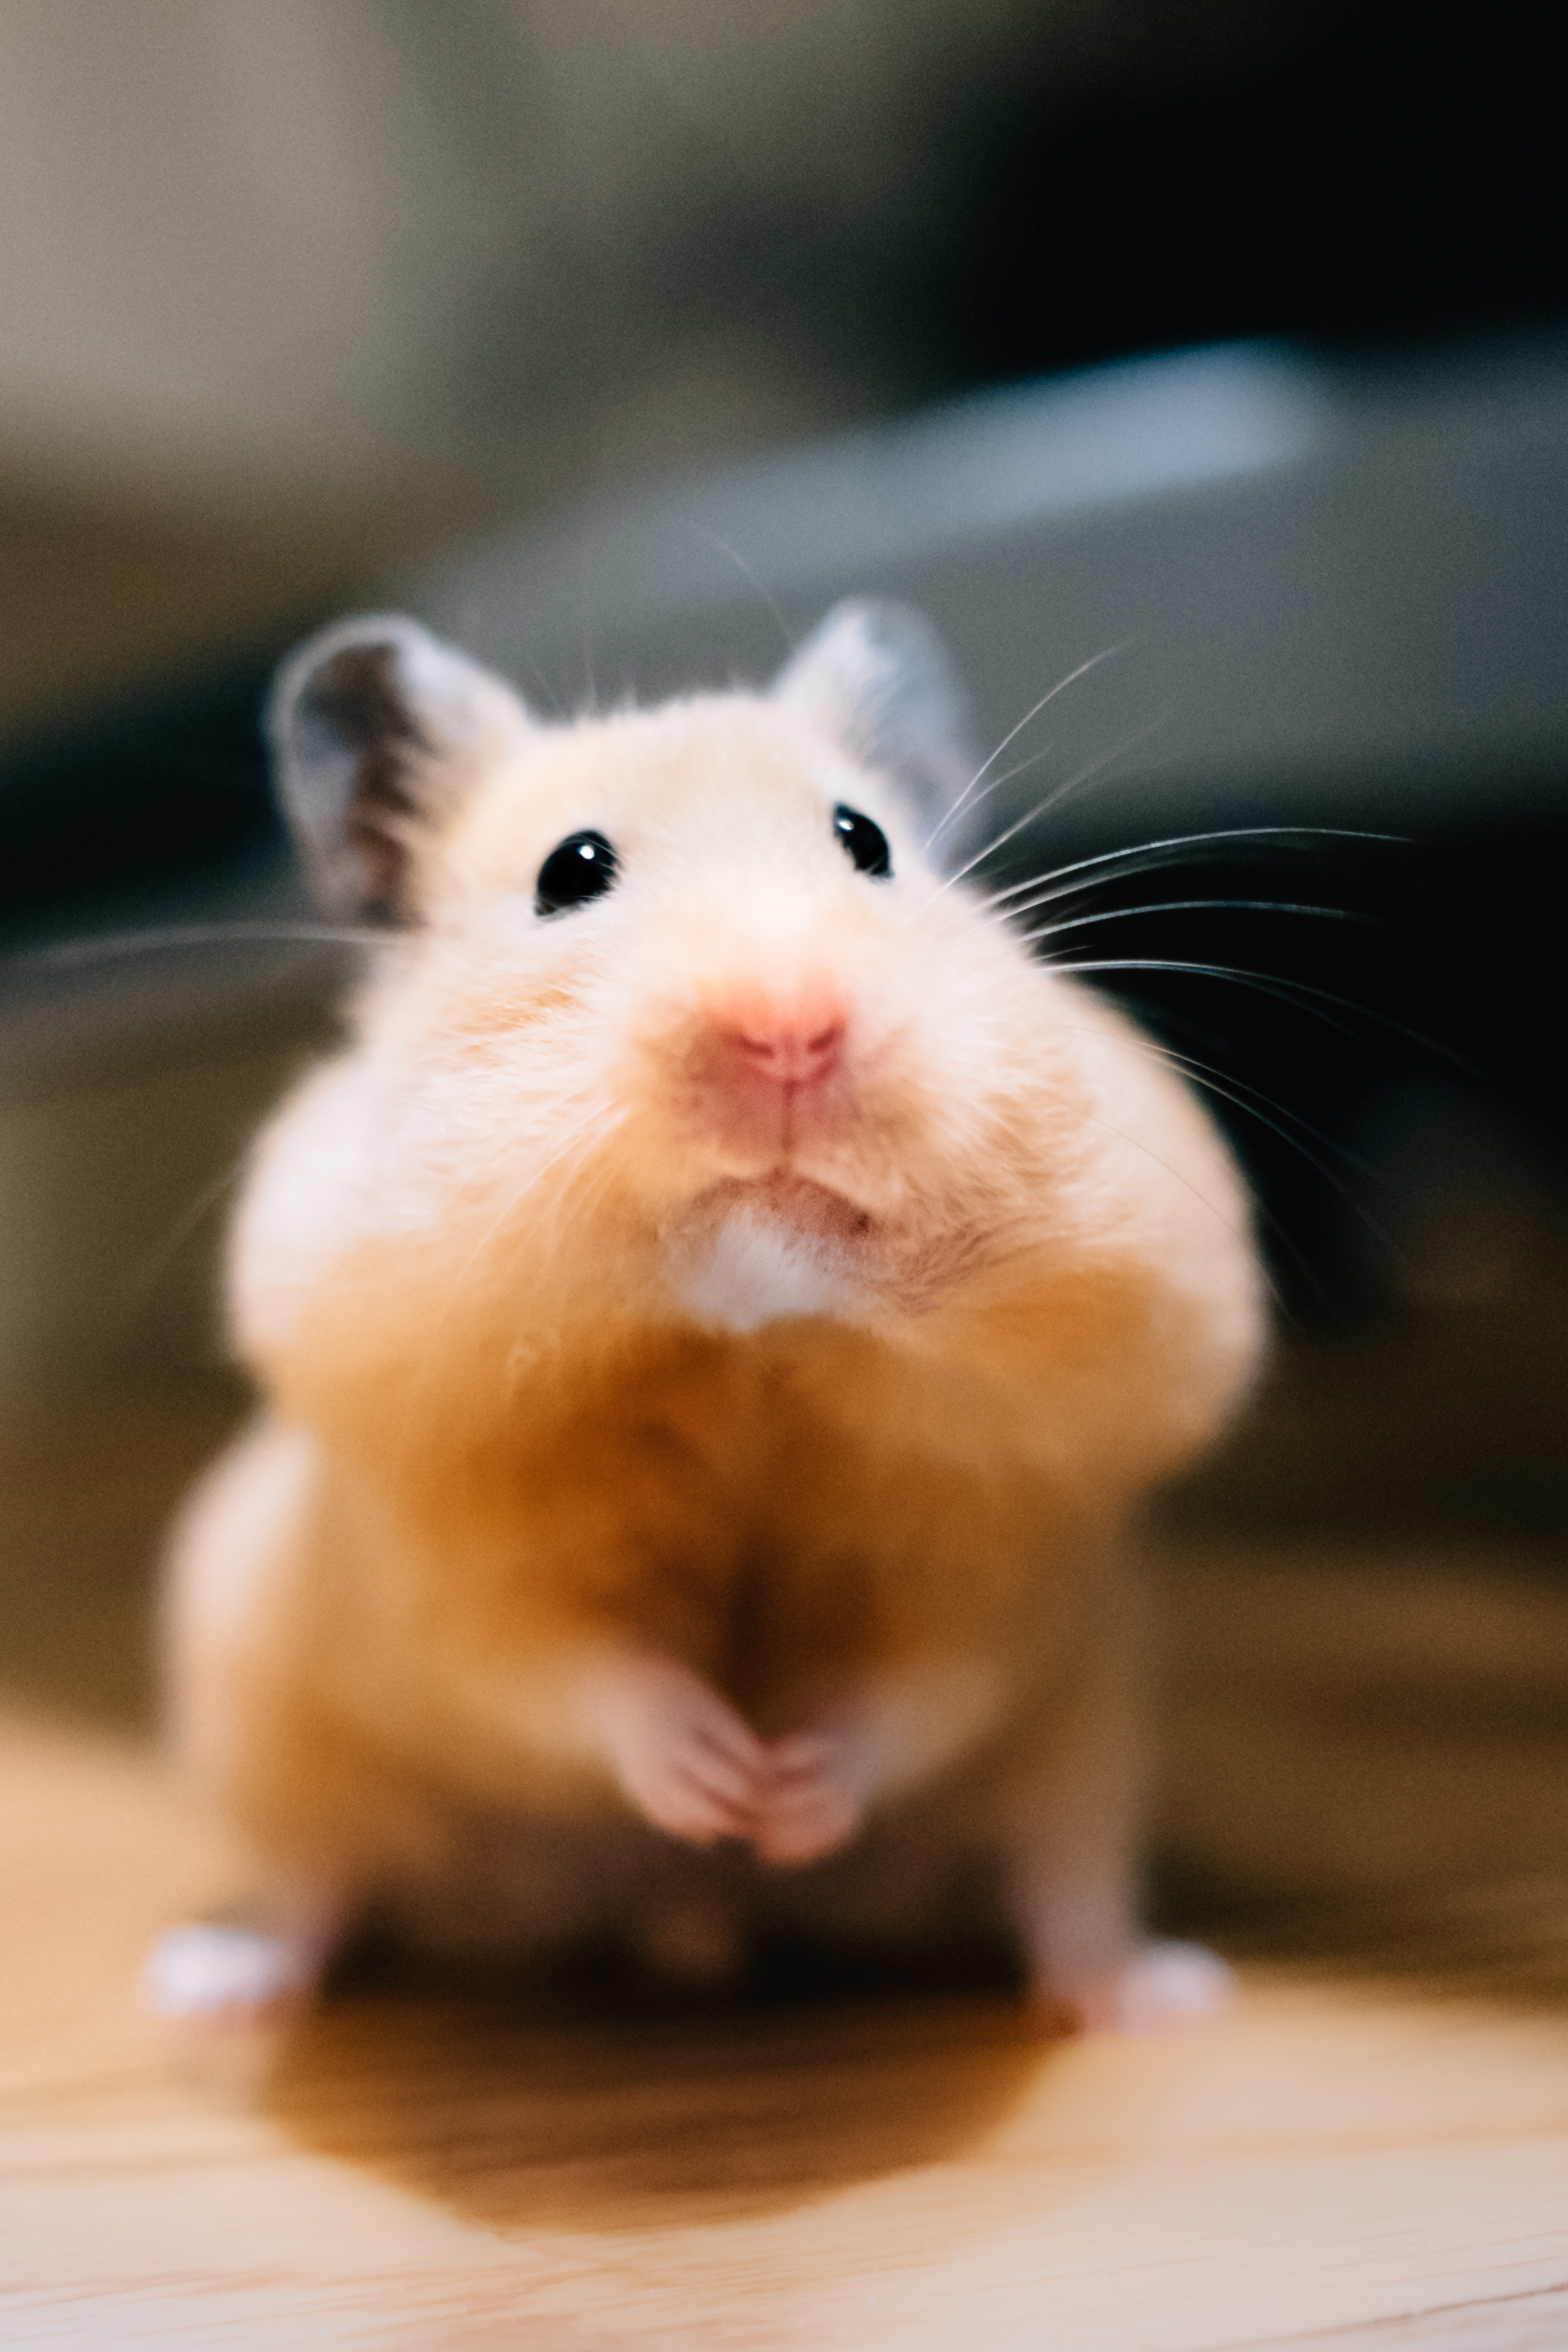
[495,1313,1085,1730]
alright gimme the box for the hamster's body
[151,605,1264,2028]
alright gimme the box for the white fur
[144,1923,310,2017]
[1089,1940,1236,2034]
[667,1207,853,1334]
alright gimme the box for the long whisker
[1152,1047,1399,1273]
[978,824,1407,914]
[925,641,1133,853]
[939,710,1172,893]
[987,858,1316,926]
[1037,954,1468,1069]
[1131,1032,1385,1212]
[105,1154,251,1335]
[1073,1105,1294,1308]
[928,738,1058,852]
[1133,1032,1378,1176]
[684,523,797,663]
[1017,896,1364,941]
[1060,1015,1386,1307]
[11,921,386,970]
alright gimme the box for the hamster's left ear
[771,599,977,858]
[267,614,533,921]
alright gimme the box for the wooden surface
[4,1383,1568,2348]
[4,1706,1568,2351]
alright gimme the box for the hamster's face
[266,606,1096,1320]
[395,696,1079,1285]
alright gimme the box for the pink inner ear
[271,612,531,925]
[283,637,432,922]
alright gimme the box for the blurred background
[2,0,1566,1958]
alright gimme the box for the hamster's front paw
[1049,1939,1236,2035]
[751,1718,870,1866]
[586,1653,767,1846]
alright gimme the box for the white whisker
[449,1099,623,1303]
[939,710,1174,895]
[683,523,797,663]
[927,738,1058,852]
[104,1155,251,1337]
[1116,1032,1383,1219]
[924,641,1133,853]
[1018,895,1361,941]
[978,824,1404,915]
[14,921,387,969]
[1076,1104,1265,1265]
[1036,954,1465,1068]
[1048,1018,1354,1307]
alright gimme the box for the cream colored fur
[157,613,1265,2026]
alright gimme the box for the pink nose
[727,1017,845,1088]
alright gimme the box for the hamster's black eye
[833,805,892,879]
[535,830,619,916]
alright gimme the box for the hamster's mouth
[662,1173,878,1334]
[695,1171,875,1247]
[664,1169,994,1326]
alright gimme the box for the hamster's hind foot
[144,1891,346,2031]
[1049,1939,1236,2036]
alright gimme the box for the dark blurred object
[0,658,281,939]
[940,0,1568,387]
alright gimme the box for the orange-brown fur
[158,605,1265,2017]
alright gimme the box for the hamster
[146,600,1264,2033]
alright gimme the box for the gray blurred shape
[414,335,1568,854]
[11,332,1568,1085]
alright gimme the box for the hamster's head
[268,603,1095,1316]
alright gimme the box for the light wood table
[4,1390,1568,2348]
[6,1704,1568,2346]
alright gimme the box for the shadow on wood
[265,1976,1079,2234]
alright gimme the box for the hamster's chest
[489,1314,1065,1720]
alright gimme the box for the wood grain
[3,1385,1567,2347]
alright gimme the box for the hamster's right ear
[267,614,533,921]
[771,599,977,856]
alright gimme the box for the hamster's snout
[722,1009,846,1091]
[674,981,855,1163]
